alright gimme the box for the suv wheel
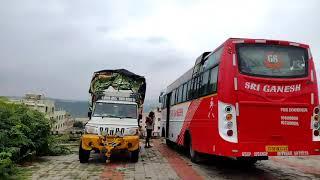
[130,149,139,162]
[79,141,90,163]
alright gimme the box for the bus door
[166,93,171,138]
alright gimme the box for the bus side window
[193,64,201,76]
[163,95,167,108]
[180,84,184,103]
[186,80,190,101]
[177,85,183,103]
[182,83,187,102]
[206,47,223,70]
[176,89,179,104]
[201,70,210,96]
[208,66,219,93]
[195,76,201,98]
[189,80,193,100]
[192,77,197,99]
[171,90,176,105]
[188,79,194,100]
[175,88,179,104]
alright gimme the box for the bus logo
[264,53,283,69]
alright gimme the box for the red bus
[159,38,320,163]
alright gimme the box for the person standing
[145,111,155,148]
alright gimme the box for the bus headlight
[85,125,98,134]
[123,128,138,136]
[314,115,319,121]
[314,107,319,114]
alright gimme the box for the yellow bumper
[81,134,140,153]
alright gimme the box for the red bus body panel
[164,38,320,158]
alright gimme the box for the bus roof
[227,38,309,48]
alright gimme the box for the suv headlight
[85,125,98,134]
[123,128,139,136]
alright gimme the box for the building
[10,93,74,133]
[140,107,162,137]
[52,109,74,133]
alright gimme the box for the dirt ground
[21,139,320,180]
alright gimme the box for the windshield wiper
[104,115,122,118]
[94,114,121,118]
[119,116,136,119]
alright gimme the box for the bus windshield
[93,102,137,119]
[237,44,308,78]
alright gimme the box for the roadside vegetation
[0,98,71,178]
[73,121,84,129]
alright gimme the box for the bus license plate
[266,145,288,152]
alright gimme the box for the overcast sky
[1,0,320,101]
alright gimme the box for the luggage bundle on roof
[89,69,146,110]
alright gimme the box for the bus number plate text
[266,145,288,152]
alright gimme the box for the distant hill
[6,96,159,118]
[143,99,160,113]
[54,99,88,118]
[54,99,159,118]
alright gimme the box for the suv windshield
[93,102,137,119]
[237,44,308,78]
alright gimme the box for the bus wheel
[238,159,257,166]
[166,139,174,148]
[130,149,139,163]
[189,141,200,163]
[79,141,90,163]
[189,138,200,163]
[161,128,165,137]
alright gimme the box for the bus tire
[189,137,201,163]
[239,159,257,166]
[79,141,90,163]
[166,139,174,148]
[130,149,139,163]
[161,128,165,137]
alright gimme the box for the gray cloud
[1,0,320,101]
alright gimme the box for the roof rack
[100,95,136,102]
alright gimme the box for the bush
[46,135,71,156]
[0,152,14,177]
[0,99,69,178]
[73,121,84,129]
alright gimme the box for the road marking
[100,163,125,180]
[155,140,204,180]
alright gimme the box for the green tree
[0,100,51,178]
